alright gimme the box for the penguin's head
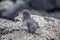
[22,10,30,17]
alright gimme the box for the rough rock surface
[0,10,60,40]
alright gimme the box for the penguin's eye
[23,13,26,15]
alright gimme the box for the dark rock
[9,38,12,40]
[0,27,9,35]
[29,0,56,11]
[56,0,60,8]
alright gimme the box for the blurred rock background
[0,0,60,40]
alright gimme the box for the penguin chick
[21,10,39,34]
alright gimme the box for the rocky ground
[0,9,60,40]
